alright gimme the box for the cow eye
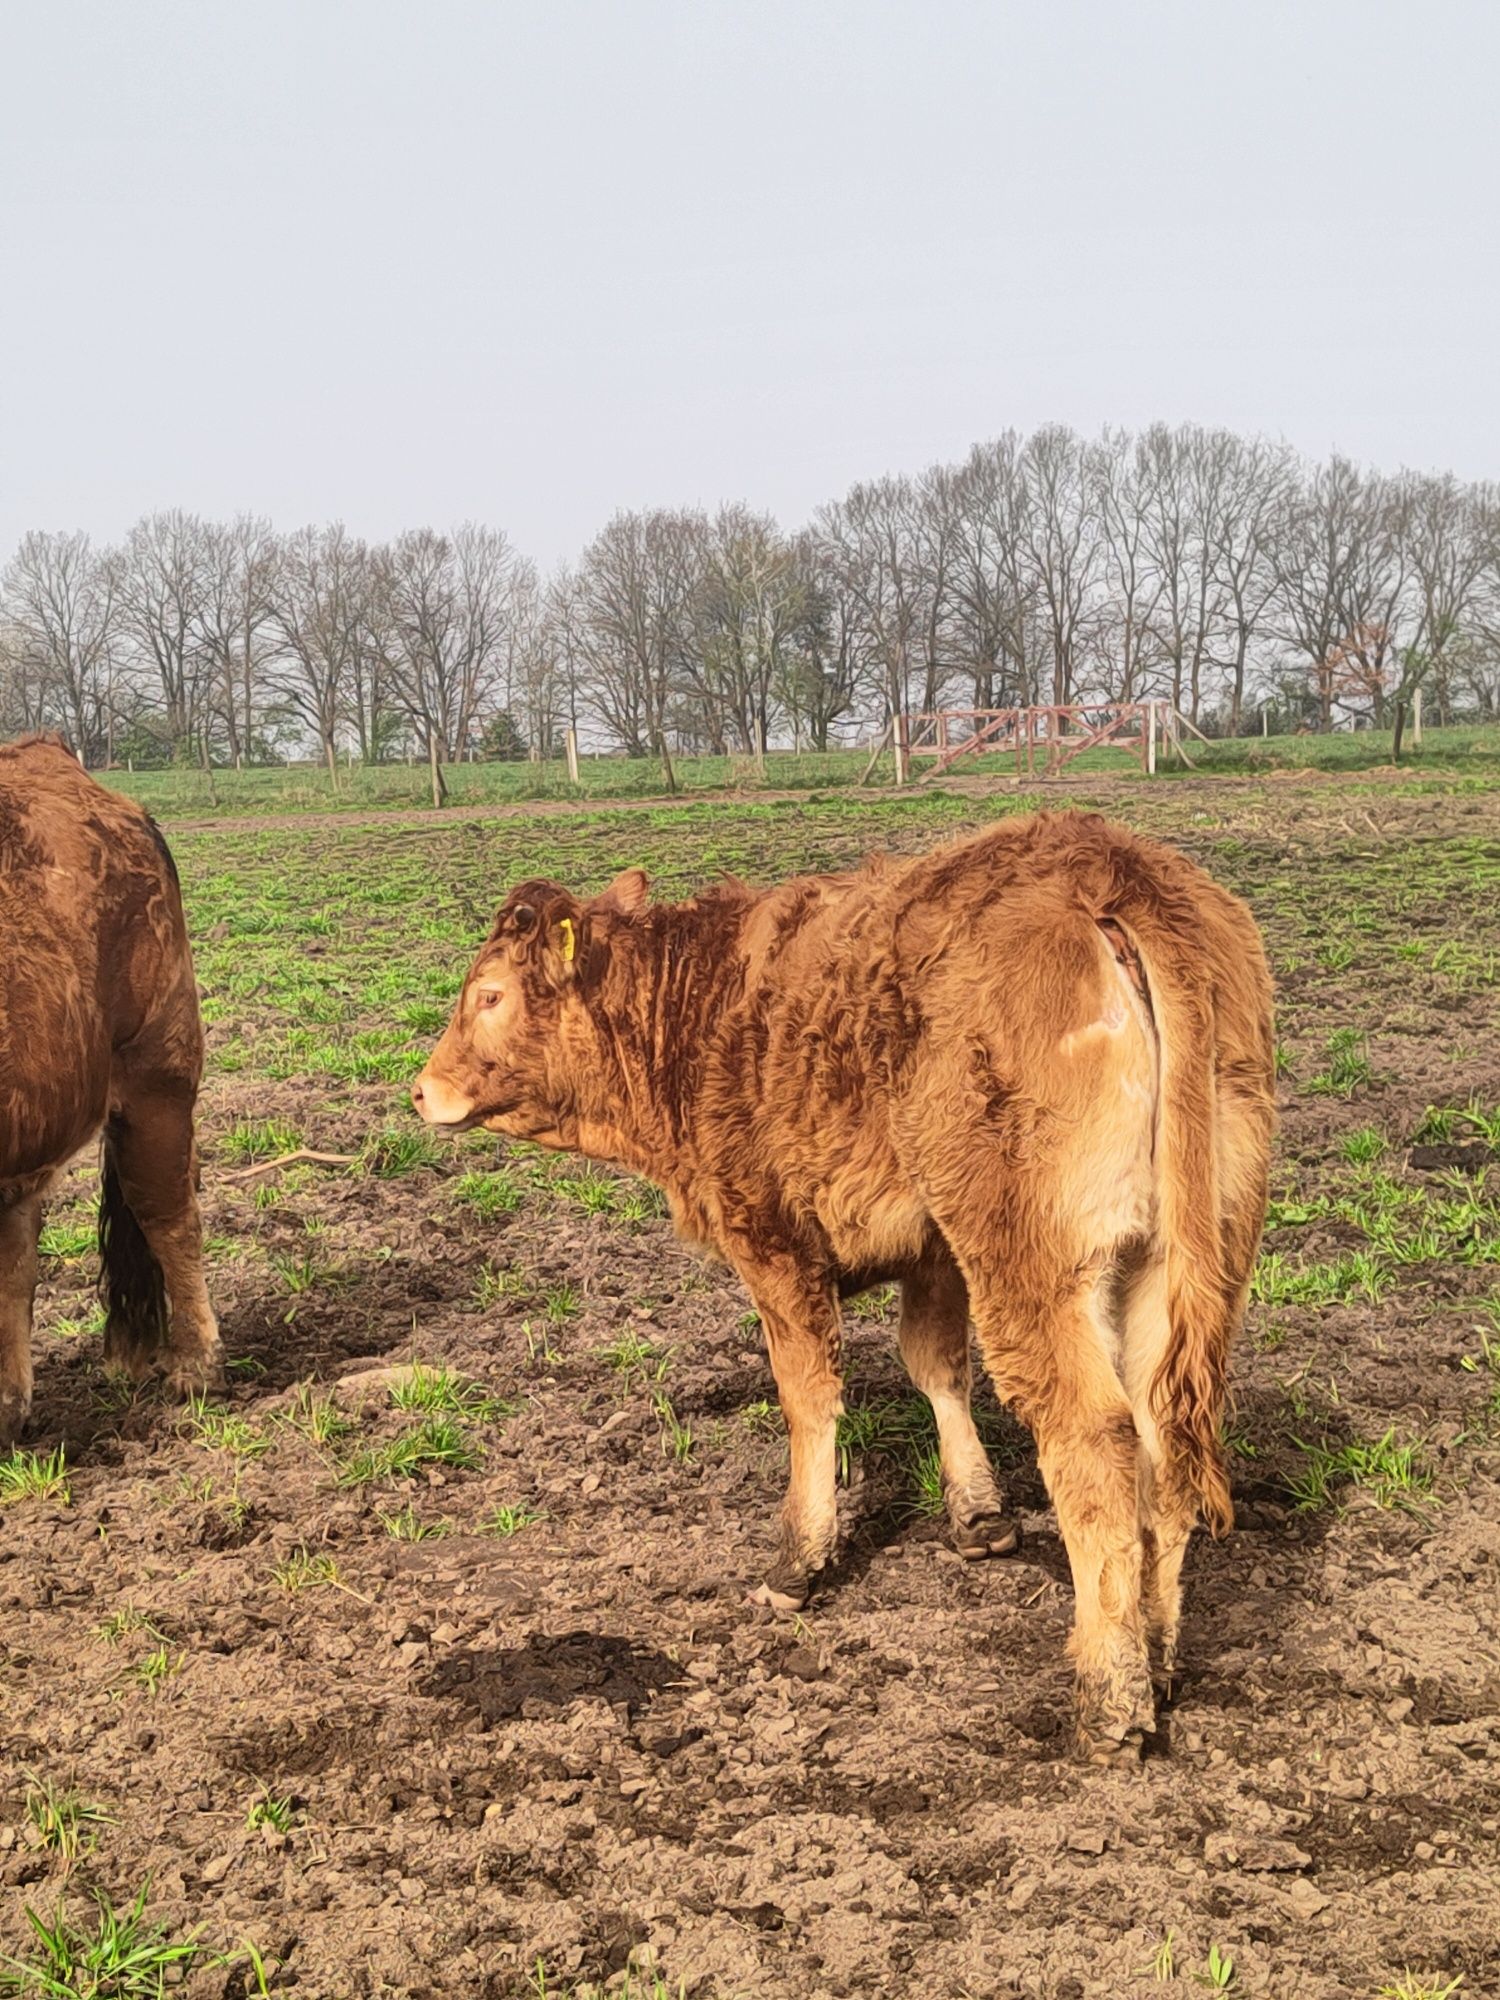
[476,988,503,1011]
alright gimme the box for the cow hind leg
[0,1193,42,1451]
[970,1264,1155,1764]
[101,1092,220,1398]
[898,1248,1018,1558]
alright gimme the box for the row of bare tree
[4,425,1499,772]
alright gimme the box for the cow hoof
[1079,1726,1148,1770]
[748,1578,808,1614]
[953,1511,1021,1560]
[159,1342,225,1400]
[0,1391,29,1456]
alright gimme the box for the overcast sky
[2,0,1496,566]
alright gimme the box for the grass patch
[1251,1250,1391,1307]
[1338,1126,1387,1165]
[23,1779,113,1866]
[276,1384,355,1446]
[221,1116,302,1165]
[598,1331,668,1387]
[526,1959,688,1999]
[267,1244,347,1295]
[118,1646,181,1697]
[542,1280,582,1325]
[481,1503,544,1537]
[0,1883,205,1999]
[388,1363,515,1423]
[0,1448,71,1508]
[835,1396,935,1481]
[335,1416,484,1487]
[454,1169,525,1217]
[244,1789,295,1835]
[361,1128,443,1177]
[1304,1027,1374,1100]
[1289,1428,1434,1514]
[1460,1320,1500,1428]
[269,1547,344,1591]
[550,1166,620,1215]
[94,1607,161,1647]
[377,1502,452,1541]
[36,1221,94,1262]
[652,1389,695,1465]
[181,1398,271,1458]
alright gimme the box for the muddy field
[3,773,1499,1999]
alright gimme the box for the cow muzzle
[411,1071,478,1129]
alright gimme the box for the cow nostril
[411,1083,425,1106]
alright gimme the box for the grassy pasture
[2,767,1498,1997]
[95,720,1500,819]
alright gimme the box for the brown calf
[0,734,220,1443]
[414,810,1275,1762]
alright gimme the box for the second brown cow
[0,734,220,1444]
[413,810,1276,1762]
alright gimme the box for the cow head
[411,867,649,1139]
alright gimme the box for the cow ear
[596,868,649,917]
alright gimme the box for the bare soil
[3,777,1499,1999]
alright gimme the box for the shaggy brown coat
[414,810,1276,1761]
[0,734,220,1444]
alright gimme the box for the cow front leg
[739,1261,843,1611]
[898,1245,1019,1560]
[0,1192,43,1452]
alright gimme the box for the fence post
[1146,702,1158,776]
[1262,705,1269,738]
[565,727,581,785]
[1412,686,1423,748]
[893,711,910,786]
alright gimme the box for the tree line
[4,423,1498,778]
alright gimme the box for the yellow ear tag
[559,918,576,963]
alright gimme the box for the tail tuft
[99,1133,168,1369]
[1142,961,1237,1538]
[1153,1261,1235,1537]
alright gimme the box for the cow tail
[99,1127,170,1369]
[1133,928,1235,1537]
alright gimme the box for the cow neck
[570,896,747,1178]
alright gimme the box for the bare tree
[0,531,119,761]
[774,532,867,750]
[1136,426,1227,722]
[575,509,703,786]
[378,524,520,800]
[116,511,213,752]
[950,435,1042,706]
[1021,426,1100,707]
[818,478,927,727]
[1271,457,1367,730]
[1403,473,1492,731]
[687,506,804,760]
[504,559,567,760]
[1329,472,1411,729]
[1201,433,1291,732]
[198,516,279,765]
[1091,431,1162,703]
[269,523,370,781]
